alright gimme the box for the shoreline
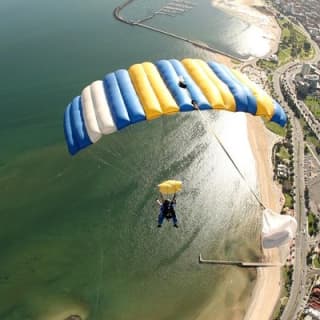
[245,116,283,320]
[211,1,284,319]
[114,0,242,62]
[211,0,281,59]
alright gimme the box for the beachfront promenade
[199,254,281,268]
[113,0,242,62]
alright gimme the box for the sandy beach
[211,0,281,58]
[211,1,284,319]
[195,116,284,320]
[245,116,283,320]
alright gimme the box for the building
[297,80,310,96]
[302,64,312,76]
[277,164,289,179]
[304,74,319,91]
[273,0,320,48]
[269,54,279,63]
[296,68,320,96]
[305,307,320,319]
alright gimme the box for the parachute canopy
[262,208,297,249]
[64,58,287,155]
[158,180,182,195]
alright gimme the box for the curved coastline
[113,0,243,62]
[211,0,281,59]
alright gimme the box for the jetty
[172,0,194,9]
[199,254,282,268]
[157,11,176,18]
[113,0,242,62]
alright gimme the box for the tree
[315,216,320,234]
[307,251,313,265]
[296,47,302,55]
[305,187,310,209]
[304,41,311,51]
[290,48,297,58]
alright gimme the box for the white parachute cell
[81,86,103,143]
[90,81,117,135]
[262,208,297,249]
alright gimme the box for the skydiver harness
[162,202,176,219]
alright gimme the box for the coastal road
[280,117,308,320]
[276,35,320,317]
[272,59,309,320]
[275,89,308,319]
[283,65,320,140]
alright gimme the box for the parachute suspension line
[87,150,130,177]
[195,110,266,210]
[93,246,104,317]
[159,116,166,172]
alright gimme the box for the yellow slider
[158,180,182,194]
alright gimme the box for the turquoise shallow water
[0,0,268,319]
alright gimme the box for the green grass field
[308,211,318,236]
[265,121,287,137]
[284,193,293,208]
[313,255,320,268]
[258,17,313,69]
[278,146,290,160]
[304,96,320,120]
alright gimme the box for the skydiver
[157,193,178,228]
[191,100,199,110]
[178,75,187,89]
[178,76,199,110]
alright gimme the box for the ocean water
[0,0,270,319]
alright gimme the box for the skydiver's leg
[158,211,165,227]
[191,100,199,110]
[172,214,178,227]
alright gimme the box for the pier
[113,0,242,62]
[199,254,282,268]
